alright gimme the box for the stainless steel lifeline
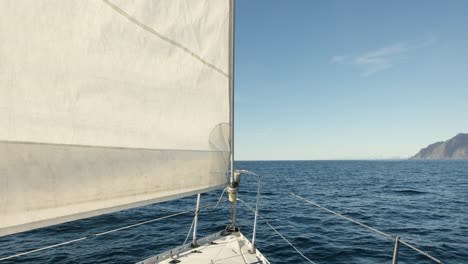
[291,192,444,264]
[0,194,227,262]
[237,197,316,264]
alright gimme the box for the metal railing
[235,170,262,253]
[290,192,444,264]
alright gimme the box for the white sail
[0,0,231,236]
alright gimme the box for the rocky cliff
[411,133,468,159]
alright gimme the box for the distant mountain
[411,133,468,159]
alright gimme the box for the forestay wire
[290,192,444,264]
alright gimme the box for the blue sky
[234,0,468,160]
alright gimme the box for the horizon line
[235,158,411,162]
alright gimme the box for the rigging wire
[290,192,444,264]
[1,185,445,264]
[0,201,221,262]
[181,188,227,246]
[290,192,393,240]
[237,198,317,264]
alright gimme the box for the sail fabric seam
[0,184,225,237]
[0,140,227,153]
[101,0,229,78]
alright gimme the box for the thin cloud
[355,42,406,76]
[330,55,347,64]
[332,34,436,76]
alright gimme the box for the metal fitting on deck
[227,171,241,203]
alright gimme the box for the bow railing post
[250,174,261,253]
[392,236,400,264]
[191,193,201,247]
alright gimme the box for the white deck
[137,231,270,264]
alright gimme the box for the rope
[237,238,250,264]
[0,201,220,262]
[213,187,227,210]
[182,217,195,246]
[290,192,444,264]
[236,170,259,176]
[237,198,317,264]
[181,189,227,246]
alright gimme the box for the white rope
[182,188,227,247]
[182,217,195,246]
[237,238,250,264]
[212,187,227,210]
[235,169,258,176]
[237,198,317,264]
[0,201,221,262]
[290,192,444,264]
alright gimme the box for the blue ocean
[1,161,467,263]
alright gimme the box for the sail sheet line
[101,0,230,78]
